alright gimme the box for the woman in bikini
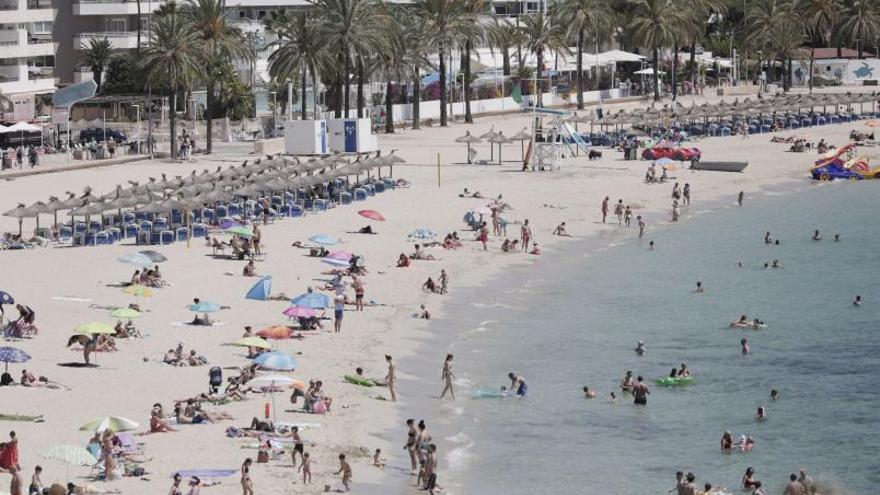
[404,419,418,473]
[241,458,253,495]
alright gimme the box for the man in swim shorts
[508,373,527,397]
[632,376,649,405]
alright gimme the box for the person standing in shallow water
[738,191,744,207]
[439,354,455,399]
[632,376,649,405]
[601,196,609,223]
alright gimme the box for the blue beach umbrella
[245,276,272,301]
[408,228,437,241]
[253,350,298,371]
[0,290,14,305]
[654,157,674,166]
[118,253,155,269]
[0,346,31,371]
[291,291,330,309]
[309,234,339,246]
[188,301,221,313]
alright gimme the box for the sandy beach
[0,88,869,494]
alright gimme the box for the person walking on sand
[439,269,449,294]
[240,458,253,495]
[353,276,365,311]
[638,216,645,238]
[385,355,397,402]
[521,220,532,252]
[614,199,624,225]
[439,354,455,399]
[738,191,744,207]
[601,196,609,223]
[404,419,418,473]
[624,205,633,227]
[683,183,691,206]
[297,452,312,484]
[335,454,352,492]
[479,222,489,250]
[334,295,344,333]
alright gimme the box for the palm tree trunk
[310,65,319,119]
[170,89,178,159]
[502,49,510,77]
[343,50,351,118]
[652,46,660,101]
[464,40,473,123]
[385,80,394,133]
[357,57,365,119]
[537,48,544,107]
[334,69,342,118]
[672,40,679,102]
[439,41,447,127]
[689,40,697,88]
[302,66,308,120]
[576,28,584,110]
[205,77,214,154]
[808,45,815,93]
[412,66,421,130]
[136,0,142,53]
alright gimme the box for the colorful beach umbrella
[407,228,437,241]
[118,253,155,269]
[109,308,141,319]
[326,250,353,261]
[256,326,294,339]
[0,346,30,371]
[189,301,221,313]
[231,336,271,349]
[224,225,253,237]
[282,306,316,318]
[309,234,339,246]
[74,322,115,335]
[291,291,330,309]
[0,290,14,305]
[123,285,153,297]
[253,351,298,371]
[358,209,385,221]
[245,276,272,301]
[78,416,140,433]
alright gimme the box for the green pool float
[655,376,695,387]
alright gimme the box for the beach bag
[209,367,222,392]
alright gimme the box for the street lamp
[269,91,277,137]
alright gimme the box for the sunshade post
[437,153,441,188]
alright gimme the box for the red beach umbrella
[358,210,385,222]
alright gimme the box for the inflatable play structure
[811,143,880,180]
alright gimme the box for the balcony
[0,76,55,95]
[74,31,140,50]
[0,31,56,59]
[73,0,165,16]
[0,0,55,22]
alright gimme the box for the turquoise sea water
[410,182,880,495]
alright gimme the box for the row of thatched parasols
[456,127,532,164]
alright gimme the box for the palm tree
[140,7,200,159]
[417,0,472,126]
[629,0,681,101]
[398,10,433,129]
[520,12,570,107]
[183,0,248,154]
[487,20,523,77]
[310,0,383,118]
[266,11,330,120]
[136,0,143,51]
[460,0,488,123]
[839,0,880,59]
[747,0,790,86]
[681,0,726,93]
[804,0,841,91]
[551,0,610,109]
[80,38,113,93]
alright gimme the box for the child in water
[582,386,596,398]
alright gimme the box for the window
[105,17,127,33]
[31,21,52,34]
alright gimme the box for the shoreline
[0,97,864,494]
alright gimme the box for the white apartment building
[0,0,56,120]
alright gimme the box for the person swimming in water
[853,295,862,306]
[731,315,751,328]
[834,234,840,242]
[812,230,822,241]
[764,232,772,244]
[771,259,781,268]
[741,338,750,355]
[721,430,733,451]
[508,373,527,397]
[695,281,704,293]
[634,341,646,356]
[756,406,766,420]
[678,362,690,377]
[582,386,596,398]
[770,389,779,400]
[620,371,634,392]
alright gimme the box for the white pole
[287,80,293,122]
[66,107,71,165]
[102,109,106,144]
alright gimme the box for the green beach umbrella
[74,322,115,335]
[224,225,253,237]
[40,444,99,481]
[109,308,141,319]
[122,285,153,298]
[231,336,271,349]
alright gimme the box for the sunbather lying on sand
[20,370,66,389]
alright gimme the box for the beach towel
[172,469,238,478]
